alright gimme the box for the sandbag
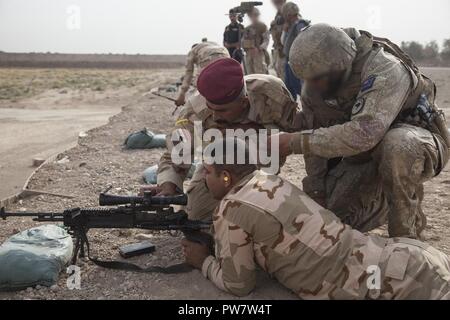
[142,165,159,184]
[0,225,73,291]
[124,128,167,150]
[143,162,198,184]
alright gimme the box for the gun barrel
[0,207,64,221]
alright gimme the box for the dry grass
[0,68,163,101]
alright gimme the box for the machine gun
[0,192,212,273]
[231,1,263,23]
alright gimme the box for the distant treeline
[401,39,450,67]
[0,52,186,69]
[1,42,449,69]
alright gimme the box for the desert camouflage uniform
[179,42,230,96]
[241,21,270,75]
[202,171,450,299]
[270,11,286,80]
[289,26,450,237]
[157,75,300,220]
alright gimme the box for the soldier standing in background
[270,0,287,80]
[223,9,245,63]
[241,7,270,75]
[175,41,229,107]
[281,2,310,99]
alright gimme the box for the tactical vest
[354,32,449,148]
[314,31,450,150]
[242,23,266,50]
[270,13,284,54]
[224,23,243,44]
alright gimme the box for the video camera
[229,1,263,23]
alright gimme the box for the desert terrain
[0,66,449,300]
[0,68,179,200]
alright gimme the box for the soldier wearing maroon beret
[144,57,304,221]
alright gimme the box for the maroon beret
[197,58,244,105]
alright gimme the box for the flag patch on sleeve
[361,75,376,93]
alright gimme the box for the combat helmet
[281,2,299,18]
[289,23,357,79]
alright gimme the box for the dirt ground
[0,67,449,300]
[0,68,178,200]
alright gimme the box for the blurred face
[203,164,232,200]
[207,96,249,123]
[272,0,286,11]
[304,71,346,99]
[285,14,298,24]
[229,14,237,23]
[249,12,260,24]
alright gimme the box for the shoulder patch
[352,98,365,116]
[361,75,376,93]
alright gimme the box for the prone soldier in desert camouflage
[182,138,450,300]
[174,41,230,107]
[143,58,300,221]
[273,24,450,238]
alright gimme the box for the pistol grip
[183,230,215,256]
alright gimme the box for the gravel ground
[0,68,449,300]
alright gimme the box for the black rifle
[0,192,212,273]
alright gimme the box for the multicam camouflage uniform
[288,24,450,238]
[179,42,230,97]
[270,11,285,80]
[202,170,450,299]
[241,21,270,75]
[157,75,300,220]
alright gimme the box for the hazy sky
[0,0,449,54]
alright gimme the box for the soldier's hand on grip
[175,93,186,107]
[139,182,179,197]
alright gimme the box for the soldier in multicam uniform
[241,7,270,75]
[146,58,300,221]
[182,138,450,300]
[175,41,229,107]
[269,0,287,80]
[273,24,450,238]
[280,2,310,99]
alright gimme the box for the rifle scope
[99,193,188,207]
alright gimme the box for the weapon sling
[74,227,195,274]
